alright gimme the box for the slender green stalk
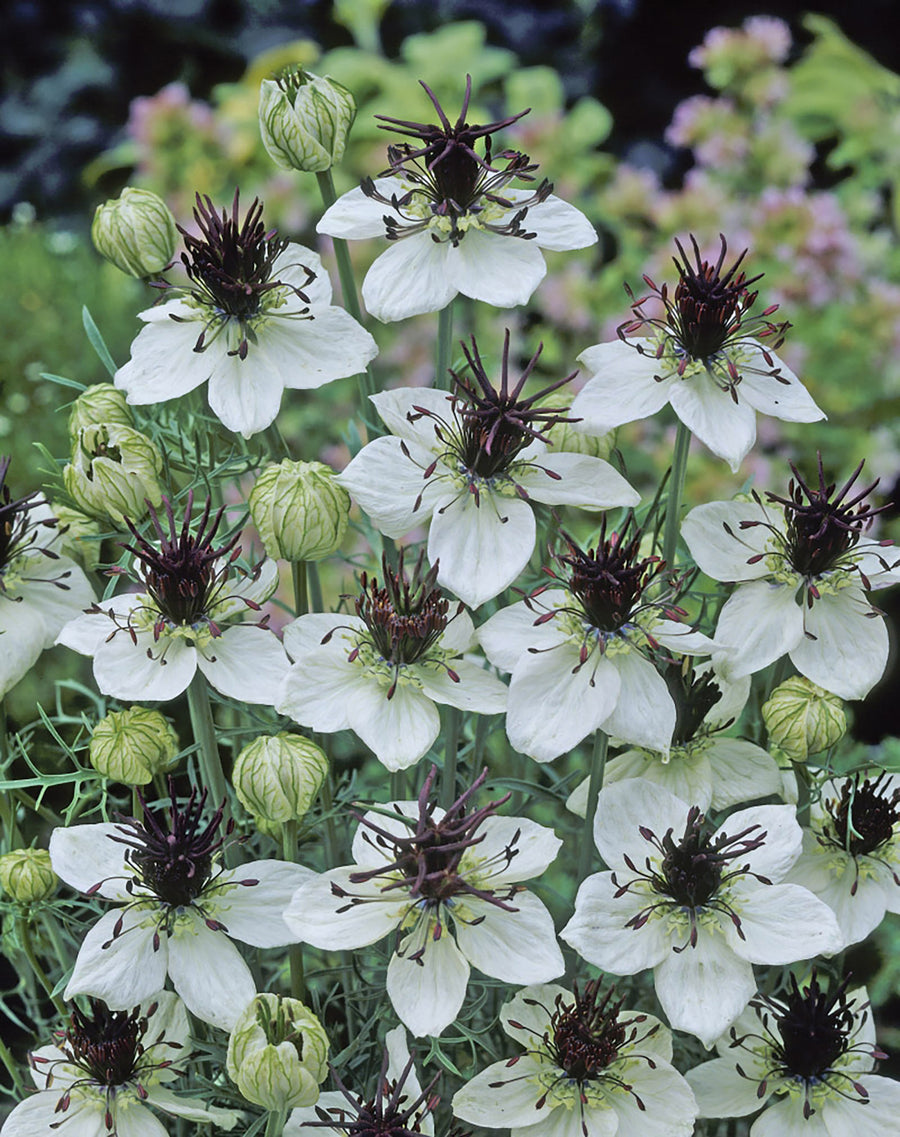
[390,770,406,802]
[662,420,692,569]
[265,1108,288,1137]
[575,731,608,886]
[131,786,143,821]
[0,1031,25,1097]
[17,916,66,1017]
[307,561,323,613]
[435,302,455,390]
[795,761,812,824]
[292,561,309,619]
[441,707,461,809]
[282,819,306,1002]
[263,422,292,459]
[186,673,229,814]
[39,911,70,978]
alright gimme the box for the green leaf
[82,305,118,377]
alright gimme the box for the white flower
[338,336,639,608]
[570,235,823,471]
[317,79,596,322]
[285,768,565,1037]
[0,461,96,698]
[478,524,715,760]
[452,982,697,1137]
[277,551,506,771]
[561,780,844,1047]
[114,195,377,437]
[0,992,239,1137]
[681,461,900,699]
[785,771,900,946]
[56,496,290,704]
[687,976,900,1136]
[49,789,314,1031]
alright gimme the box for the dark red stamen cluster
[0,456,66,588]
[823,771,900,863]
[661,660,725,747]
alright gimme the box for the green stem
[441,707,461,810]
[40,911,70,977]
[265,1109,288,1137]
[307,561,323,613]
[575,731,608,886]
[186,673,229,816]
[282,819,306,1002]
[435,302,455,390]
[794,761,812,824]
[390,770,406,802]
[292,561,309,619]
[662,420,691,569]
[0,1031,25,1097]
[17,916,66,1017]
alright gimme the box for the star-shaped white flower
[562,780,844,1047]
[285,769,565,1038]
[452,982,697,1137]
[49,789,313,1031]
[114,195,377,437]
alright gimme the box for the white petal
[562,872,671,974]
[477,593,569,672]
[650,619,717,656]
[515,452,639,509]
[462,815,562,884]
[115,312,213,404]
[114,1105,169,1137]
[317,179,402,239]
[737,343,824,423]
[351,803,424,868]
[276,650,360,732]
[654,932,756,1047]
[48,823,131,901]
[65,907,168,1007]
[454,892,564,983]
[416,658,507,714]
[349,680,441,770]
[369,385,456,448]
[14,562,96,647]
[572,340,673,431]
[686,1056,767,1117]
[527,194,598,250]
[707,738,783,810]
[1,1093,106,1137]
[787,841,887,947]
[608,1063,697,1137]
[436,606,477,656]
[716,803,802,881]
[714,580,804,679]
[285,869,405,948]
[452,1055,549,1128]
[447,228,547,307]
[387,927,470,1036]
[145,1086,240,1129]
[753,1098,825,1137]
[274,244,331,304]
[602,747,714,813]
[428,492,536,609]
[362,237,455,322]
[92,629,198,702]
[274,308,378,389]
[0,599,43,696]
[197,625,289,703]
[669,371,758,472]
[725,882,843,963]
[167,915,256,1030]
[790,589,889,699]
[593,780,690,870]
[211,860,316,947]
[499,983,566,1046]
[282,612,362,660]
[55,595,137,656]
[598,649,676,754]
[206,346,285,438]
[824,1075,900,1136]
[338,435,445,539]
[681,499,775,582]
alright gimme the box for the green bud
[249,460,350,562]
[49,504,103,571]
[91,187,178,278]
[68,384,135,436]
[232,733,328,823]
[762,676,847,762]
[259,68,356,173]
[545,418,615,461]
[64,422,164,525]
[227,993,329,1111]
[89,707,179,785]
[0,849,58,904]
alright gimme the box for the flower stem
[662,420,691,570]
[435,302,455,390]
[17,916,66,1018]
[186,672,229,817]
[282,818,306,1003]
[575,730,608,885]
[264,1106,288,1137]
[308,561,323,613]
[319,770,358,1036]
[441,706,461,810]
[292,560,309,619]
[0,1031,25,1097]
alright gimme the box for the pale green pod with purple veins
[259,68,356,173]
[0,849,58,904]
[762,675,847,762]
[64,421,164,525]
[89,707,180,786]
[67,383,135,436]
[232,733,328,823]
[91,186,178,278]
[249,459,350,562]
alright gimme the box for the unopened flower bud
[0,849,58,904]
[227,993,329,1111]
[232,733,328,823]
[259,68,356,173]
[91,187,178,278]
[89,707,179,785]
[49,504,103,571]
[249,460,350,562]
[548,418,615,461]
[762,676,847,762]
[64,422,164,525]
[68,383,135,436]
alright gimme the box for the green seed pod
[762,675,847,762]
[68,384,135,436]
[249,460,350,562]
[49,504,103,572]
[0,849,58,904]
[91,187,178,278]
[259,68,356,173]
[226,993,329,1111]
[232,733,328,823]
[89,707,179,785]
[64,422,164,525]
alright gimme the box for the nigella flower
[285,767,565,1038]
[57,494,290,703]
[561,780,843,1047]
[338,332,639,608]
[452,981,697,1137]
[114,192,377,437]
[1,993,239,1137]
[681,457,900,699]
[687,974,900,1134]
[0,457,96,698]
[49,785,313,1030]
[785,771,900,947]
[316,77,597,321]
[570,234,823,471]
[276,550,507,770]
[477,520,715,760]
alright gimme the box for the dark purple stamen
[661,660,724,747]
[0,456,66,589]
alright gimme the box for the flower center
[547,981,628,1082]
[663,662,724,747]
[64,1000,145,1086]
[0,456,49,581]
[320,1046,441,1137]
[824,772,900,857]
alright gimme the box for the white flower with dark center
[478,520,715,760]
[570,234,823,471]
[687,974,900,1135]
[57,494,290,704]
[338,332,639,609]
[0,993,239,1137]
[277,550,507,771]
[114,192,377,437]
[0,457,96,698]
[285,767,565,1038]
[49,785,313,1030]
[785,771,900,946]
[452,981,697,1137]
[317,77,597,322]
[566,661,781,815]
[682,457,900,699]
[562,780,844,1047]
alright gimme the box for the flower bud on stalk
[91,187,178,278]
[762,675,847,762]
[226,992,329,1111]
[89,707,179,785]
[249,460,350,562]
[232,733,328,823]
[0,849,58,904]
[259,68,356,173]
[64,422,164,525]
[67,383,135,436]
